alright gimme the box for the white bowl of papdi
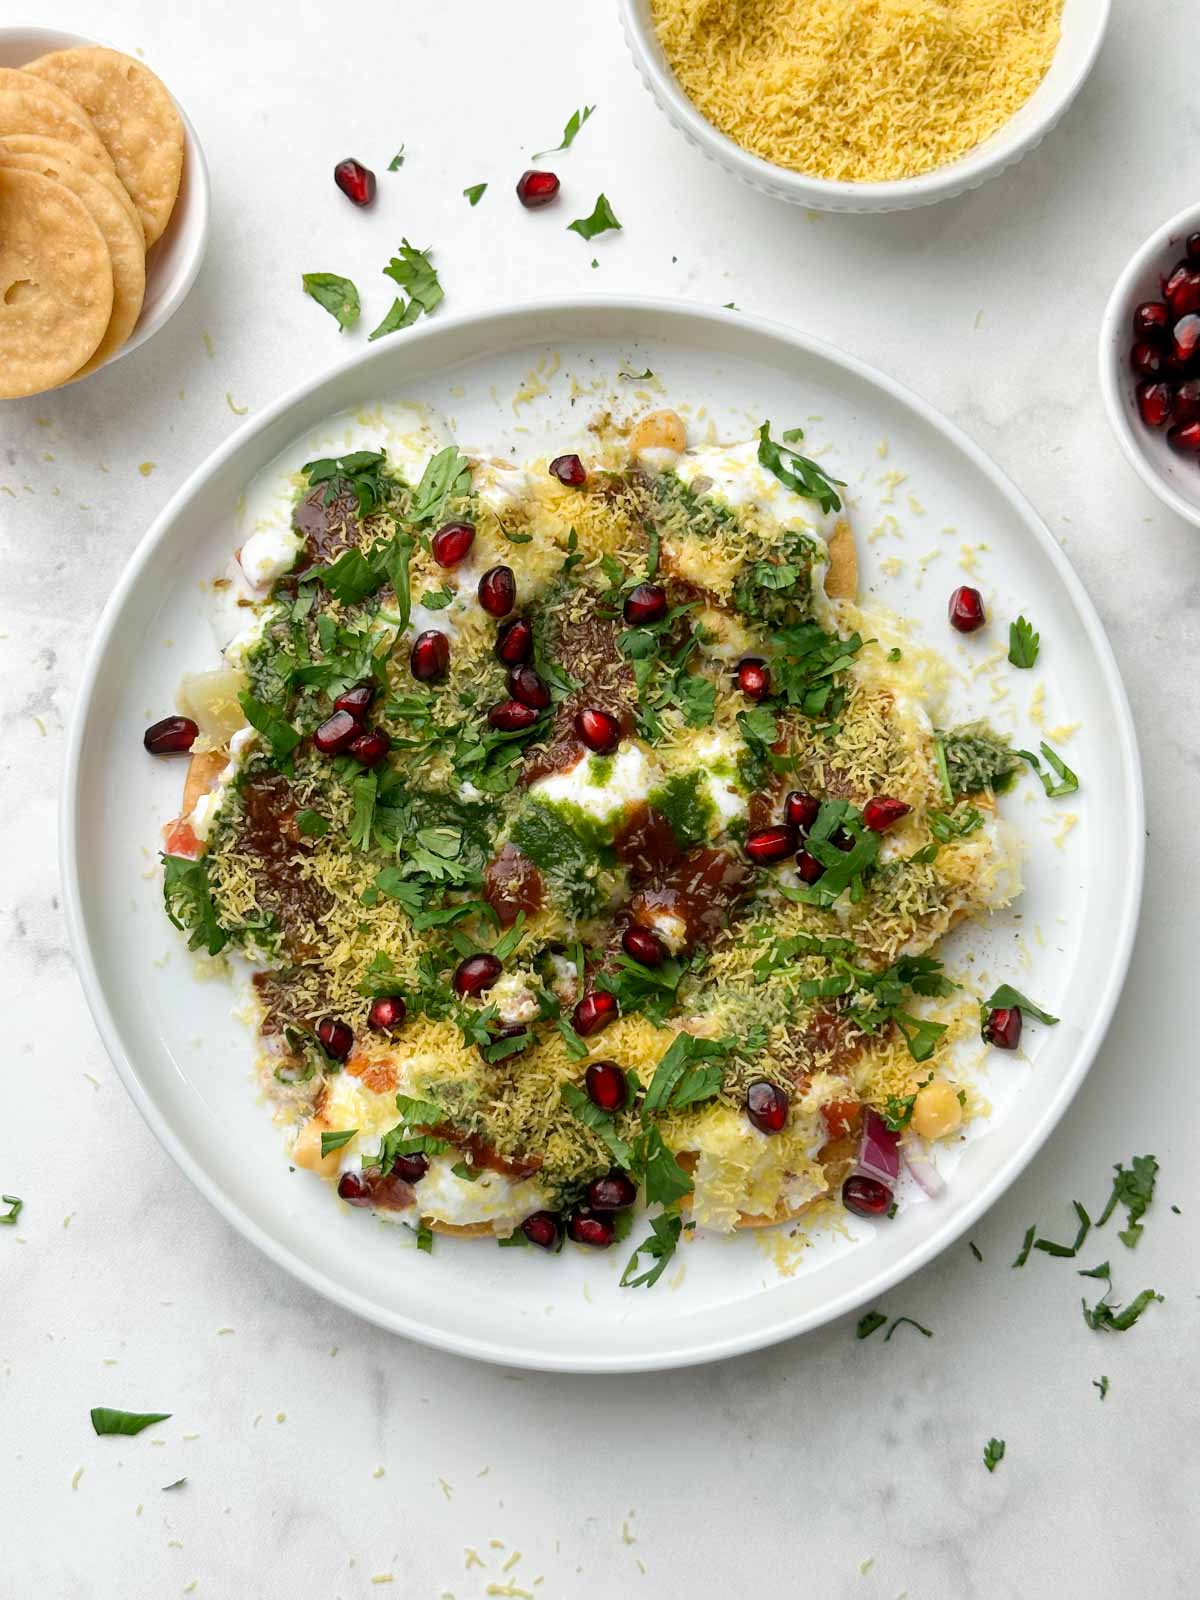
[0,27,209,396]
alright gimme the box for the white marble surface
[3,2,1198,1595]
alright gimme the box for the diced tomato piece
[821,1098,861,1141]
[162,819,202,859]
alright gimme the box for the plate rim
[60,295,1145,1371]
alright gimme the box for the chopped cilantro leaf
[388,146,405,171]
[856,1311,887,1339]
[0,1194,23,1226]
[969,1241,983,1263]
[1012,1224,1036,1268]
[1008,615,1040,669]
[567,193,621,241]
[756,421,844,515]
[636,1123,692,1208]
[1096,1154,1158,1248]
[560,1083,632,1167]
[411,445,472,525]
[301,271,360,332]
[369,240,443,340]
[642,1033,730,1115]
[1081,1287,1162,1332]
[1018,741,1079,798]
[1093,1375,1109,1400]
[302,448,389,518]
[463,182,487,206]
[238,692,300,763]
[416,1222,434,1254]
[162,854,228,957]
[983,1438,1005,1473]
[621,1210,682,1289]
[883,1315,933,1342]
[1033,1200,1091,1258]
[91,1408,171,1437]
[295,809,328,838]
[320,1129,357,1157]
[982,985,1059,1027]
[534,104,595,159]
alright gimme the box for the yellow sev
[649,0,1064,184]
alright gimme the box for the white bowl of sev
[621,0,1110,213]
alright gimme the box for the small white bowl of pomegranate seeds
[1100,201,1200,527]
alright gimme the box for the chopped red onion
[901,1134,946,1199]
[855,1108,900,1186]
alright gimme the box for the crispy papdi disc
[0,131,142,236]
[0,86,115,172]
[26,47,183,247]
[0,149,144,379]
[0,168,112,399]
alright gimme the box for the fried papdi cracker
[0,132,143,237]
[26,47,183,247]
[0,167,112,399]
[0,86,114,172]
[0,148,144,379]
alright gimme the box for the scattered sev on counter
[649,0,1064,184]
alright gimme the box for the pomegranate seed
[983,1006,1022,1050]
[585,1060,628,1112]
[621,924,667,966]
[1173,380,1200,424]
[567,1209,615,1248]
[746,1079,789,1134]
[1173,314,1200,365]
[1168,421,1200,453]
[1165,263,1200,318]
[587,1171,637,1210]
[784,791,820,832]
[863,795,911,832]
[143,715,198,755]
[1188,234,1200,264]
[1133,301,1171,341]
[347,727,390,767]
[337,1170,374,1206]
[623,583,668,625]
[948,585,986,633]
[744,825,797,866]
[495,616,533,666]
[314,709,360,755]
[488,698,540,732]
[516,168,560,209]
[485,1022,531,1058]
[454,952,503,998]
[367,996,407,1033]
[333,681,374,717]
[573,989,618,1036]
[735,657,771,700]
[477,565,516,618]
[391,1150,430,1184]
[1130,341,1164,378]
[431,521,475,567]
[333,157,376,207]
[575,706,621,754]
[521,1211,561,1249]
[1137,381,1174,429]
[796,849,824,884]
[842,1174,894,1218]
[549,453,587,488]
[317,1017,354,1061]
[410,629,450,682]
[507,664,551,710]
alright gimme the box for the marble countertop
[3,2,1197,1595]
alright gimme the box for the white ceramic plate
[0,26,210,376]
[62,300,1143,1371]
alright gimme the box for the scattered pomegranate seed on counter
[333,681,374,717]
[515,168,560,209]
[567,1209,615,1248]
[495,616,533,665]
[623,583,668,625]
[862,795,911,832]
[842,1174,893,1217]
[983,1006,1023,1049]
[745,1079,788,1134]
[784,791,820,832]
[477,564,516,617]
[333,157,376,206]
[948,585,986,634]
[734,657,771,700]
[575,706,621,753]
[488,698,540,732]
[431,520,475,567]
[521,1211,561,1248]
[143,715,198,755]
[587,1172,638,1210]
[549,453,587,488]
[744,825,796,866]
[337,1171,374,1206]
[314,709,360,755]
[507,664,551,709]
[453,953,503,998]
[1137,381,1174,428]
[410,630,450,682]
[795,849,824,884]
[317,1017,354,1061]
[1133,301,1171,340]
[391,1151,430,1183]
[367,996,407,1033]
[572,989,618,1036]
[347,728,390,767]
[585,1060,628,1111]
[621,924,667,966]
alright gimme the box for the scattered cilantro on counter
[983,1438,1006,1473]
[884,1316,933,1342]
[369,240,444,341]
[0,1194,22,1226]
[856,1311,888,1339]
[91,1408,171,1437]
[1096,1155,1158,1248]
[534,104,595,159]
[1032,1200,1091,1259]
[1082,1288,1163,1333]
[302,271,360,332]
[1093,1376,1109,1401]
[969,1241,983,1263]
[1008,615,1040,669]
[463,182,487,206]
[1012,1225,1036,1268]
[387,146,406,171]
[567,193,621,241]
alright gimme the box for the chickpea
[290,1119,343,1179]
[911,1079,963,1141]
[629,409,686,461]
